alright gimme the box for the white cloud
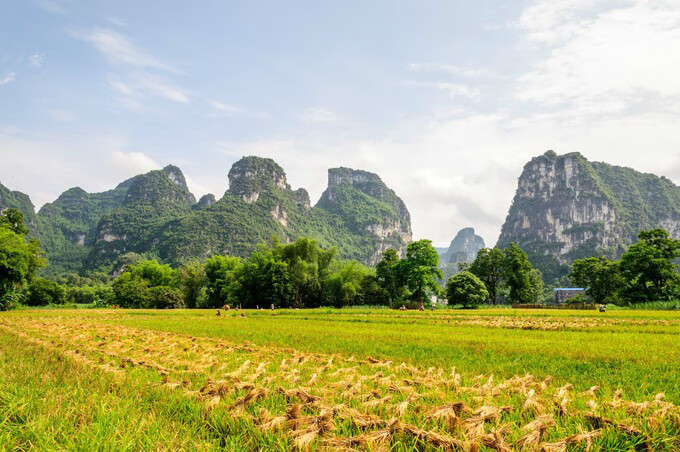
[36,0,66,14]
[77,28,189,105]
[49,109,77,123]
[28,54,44,68]
[408,63,494,79]
[78,28,177,72]
[298,107,342,124]
[107,73,189,105]
[0,73,16,85]
[403,80,481,100]
[209,100,243,115]
[108,16,126,27]
[109,151,160,175]
[516,1,680,118]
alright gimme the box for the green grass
[1,307,679,450]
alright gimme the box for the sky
[1,0,680,247]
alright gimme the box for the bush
[446,271,489,309]
[146,286,185,309]
[0,291,22,311]
[24,278,66,306]
[567,294,589,304]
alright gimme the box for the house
[553,288,585,304]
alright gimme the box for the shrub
[0,291,22,311]
[446,271,489,309]
[146,286,185,309]
[25,278,66,306]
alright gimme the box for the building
[553,288,585,304]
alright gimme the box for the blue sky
[2,0,680,246]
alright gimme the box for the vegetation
[445,271,488,308]
[498,151,680,283]
[6,157,411,277]
[462,243,543,305]
[571,228,680,305]
[0,308,678,450]
[0,209,44,310]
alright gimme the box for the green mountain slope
[0,182,36,226]
[6,157,412,275]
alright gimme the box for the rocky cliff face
[227,157,289,204]
[498,151,680,282]
[316,167,412,264]
[440,227,485,265]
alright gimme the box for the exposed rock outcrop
[316,167,412,264]
[439,227,485,265]
[227,156,289,204]
[497,151,680,282]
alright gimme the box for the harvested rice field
[0,308,679,450]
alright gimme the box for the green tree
[0,208,29,236]
[25,278,66,306]
[620,228,680,302]
[375,249,405,306]
[503,243,540,304]
[322,261,368,308]
[204,255,241,307]
[237,248,294,308]
[469,247,504,305]
[127,259,176,287]
[528,268,544,303]
[179,260,206,308]
[146,286,185,309]
[0,209,44,309]
[400,240,442,305]
[570,257,622,303]
[111,272,150,308]
[275,237,336,308]
[111,259,180,308]
[446,271,489,308]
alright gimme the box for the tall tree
[400,240,442,305]
[179,260,207,309]
[502,243,539,303]
[0,209,44,310]
[275,237,336,308]
[469,247,505,305]
[570,256,622,303]
[376,249,404,306]
[204,255,241,307]
[620,228,680,302]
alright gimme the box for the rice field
[0,308,679,450]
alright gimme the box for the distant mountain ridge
[438,227,485,265]
[2,157,412,276]
[497,151,680,282]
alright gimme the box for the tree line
[1,207,677,310]
[569,229,680,304]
